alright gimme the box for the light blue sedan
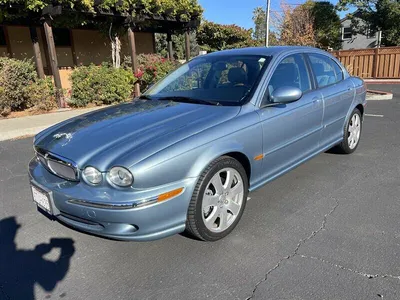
[29,46,366,241]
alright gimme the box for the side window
[268,54,311,97]
[308,54,342,88]
[331,59,344,82]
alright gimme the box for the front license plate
[31,185,52,214]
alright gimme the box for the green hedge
[69,63,136,107]
[0,57,56,116]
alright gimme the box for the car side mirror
[270,86,302,104]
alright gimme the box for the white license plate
[31,185,52,214]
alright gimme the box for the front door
[256,53,324,181]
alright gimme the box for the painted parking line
[365,113,384,117]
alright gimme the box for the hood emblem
[53,132,73,146]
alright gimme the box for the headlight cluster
[82,166,133,187]
[108,167,134,187]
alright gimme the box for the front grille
[36,148,79,181]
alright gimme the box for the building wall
[7,26,35,60]
[0,46,7,56]
[341,19,378,50]
[0,25,155,88]
[72,30,154,66]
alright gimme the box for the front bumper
[29,158,197,241]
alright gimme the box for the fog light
[82,166,102,185]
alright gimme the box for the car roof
[205,46,327,57]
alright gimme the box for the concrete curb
[366,89,393,101]
[364,79,400,85]
[0,106,105,142]
[0,126,48,141]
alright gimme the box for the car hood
[35,100,241,170]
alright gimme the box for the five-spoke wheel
[338,108,363,154]
[186,156,248,241]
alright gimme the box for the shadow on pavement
[0,217,75,300]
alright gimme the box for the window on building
[367,25,376,39]
[342,27,352,40]
[53,28,71,47]
[0,27,6,46]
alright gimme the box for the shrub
[25,77,58,112]
[0,57,56,116]
[69,63,135,107]
[123,54,179,91]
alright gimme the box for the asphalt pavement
[1,94,399,300]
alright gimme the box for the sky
[198,0,350,30]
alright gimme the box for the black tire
[185,156,249,241]
[337,108,362,154]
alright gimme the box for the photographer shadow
[0,217,75,300]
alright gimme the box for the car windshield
[144,54,271,106]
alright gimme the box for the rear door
[307,53,355,147]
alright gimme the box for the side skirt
[249,137,343,192]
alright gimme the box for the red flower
[135,69,144,78]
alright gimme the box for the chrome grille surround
[35,147,79,181]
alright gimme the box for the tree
[276,2,317,46]
[0,0,203,30]
[337,0,400,46]
[156,32,200,60]
[252,6,279,46]
[196,21,257,52]
[253,7,266,43]
[304,1,341,49]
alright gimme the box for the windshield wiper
[137,95,153,100]
[157,96,221,106]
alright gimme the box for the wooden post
[43,19,64,107]
[167,32,174,61]
[69,29,78,66]
[127,27,140,97]
[3,26,12,58]
[29,27,45,79]
[185,30,190,62]
[372,47,380,79]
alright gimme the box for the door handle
[312,97,322,103]
[347,86,353,91]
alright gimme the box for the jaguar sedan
[29,46,366,241]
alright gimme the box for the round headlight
[82,166,102,185]
[108,167,133,187]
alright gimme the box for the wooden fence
[331,47,400,79]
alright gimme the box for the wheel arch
[355,103,364,116]
[223,151,251,184]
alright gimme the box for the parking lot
[1,88,399,300]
